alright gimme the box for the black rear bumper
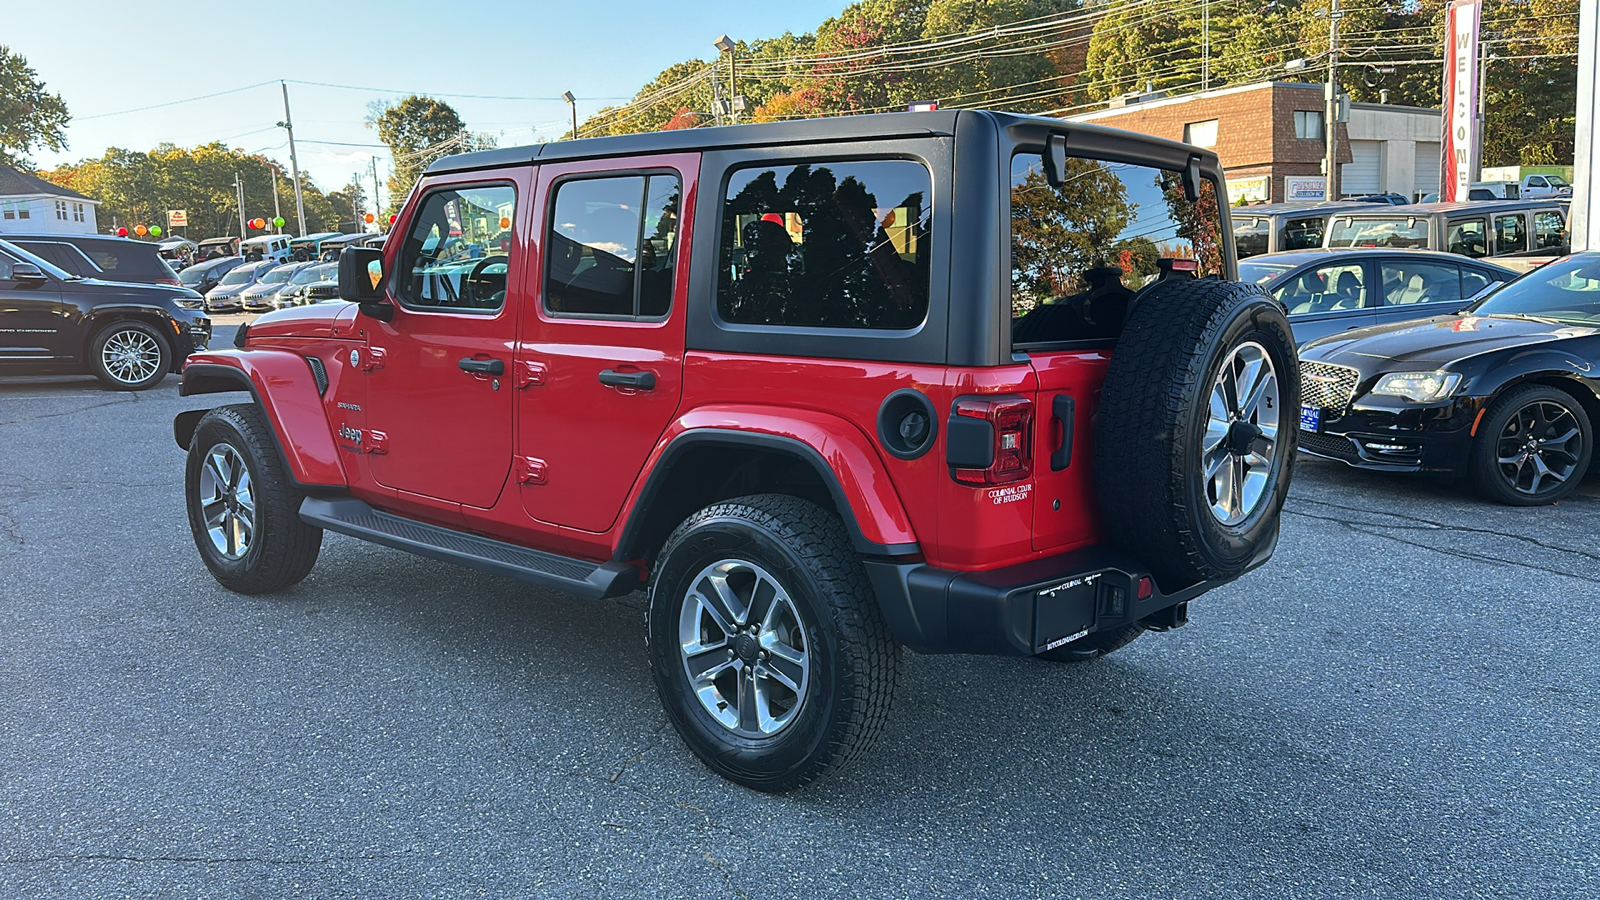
[864,530,1276,656]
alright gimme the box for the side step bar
[299,497,639,599]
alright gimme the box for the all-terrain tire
[1094,277,1298,588]
[1035,623,1148,663]
[1470,384,1593,506]
[646,493,901,792]
[90,320,170,391]
[185,403,322,594]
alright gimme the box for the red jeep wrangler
[175,111,1296,791]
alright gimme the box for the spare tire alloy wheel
[1473,385,1593,506]
[93,321,168,390]
[1203,342,1280,525]
[678,559,811,737]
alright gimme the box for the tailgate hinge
[515,456,548,484]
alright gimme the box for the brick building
[1069,81,1442,204]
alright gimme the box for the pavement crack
[1286,509,1600,585]
[0,397,139,428]
[1291,495,1600,563]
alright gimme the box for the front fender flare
[177,350,347,489]
[617,405,919,560]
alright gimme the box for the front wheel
[646,494,900,792]
[185,404,322,593]
[1470,385,1593,506]
[91,320,169,390]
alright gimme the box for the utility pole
[1477,44,1490,182]
[234,172,247,241]
[352,171,363,231]
[269,165,282,233]
[278,81,308,237]
[562,91,578,139]
[1325,0,1342,200]
[371,157,383,225]
[1202,0,1211,91]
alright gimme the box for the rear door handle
[1050,394,1075,471]
[458,357,504,376]
[598,369,656,390]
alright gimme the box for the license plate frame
[1299,405,1322,433]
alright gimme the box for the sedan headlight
[1370,371,1461,402]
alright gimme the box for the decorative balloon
[273,216,285,228]
[116,227,129,237]
[149,225,162,237]
[135,225,147,236]
[499,216,511,229]
[364,213,375,223]
[389,214,397,223]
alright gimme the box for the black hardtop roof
[6,233,164,249]
[1326,199,1569,218]
[197,236,238,247]
[1240,247,1519,272]
[426,109,1216,176]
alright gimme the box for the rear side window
[1446,218,1488,258]
[545,173,681,318]
[1281,215,1328,251]
[1534,210,1565,249]
[80,243,177,281]
[1494,214,1528,254]
[1010,152,1223,344]
[1380,260,1463,306]
[397,184,516,311]
[717,159,931,330]
[1234,217,1267,258]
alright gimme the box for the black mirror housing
[12,262,47,281]
[338,246,392,321]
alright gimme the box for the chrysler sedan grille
[1299,361,1361,410]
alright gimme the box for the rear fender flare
[616,405,920,561]
[176,351,346,489]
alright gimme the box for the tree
[368,95,467,215]
[326,180,369,232]
[0,45,70,169]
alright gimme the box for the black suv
[0,238,211,390]
[6,233,184,286]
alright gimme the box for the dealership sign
[1284,176,1327,201]
[166,210,187,227]
[1440,0,1482,202]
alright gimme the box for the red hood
[245,302,360,340]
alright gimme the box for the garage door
[1342,141,1382,196]
[1413,142,1441,198]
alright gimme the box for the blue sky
[14,1,848,190]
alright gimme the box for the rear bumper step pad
[300,497,639,599]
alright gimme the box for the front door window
[1446,219,1488,257]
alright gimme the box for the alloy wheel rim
[1202,341,1280,526]
[198,443,256,560]
[678,559,810,738]
[1495,400,1583,495]
[101,328,162,385]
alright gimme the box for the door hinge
[515,360,547,389]
[365,430,389,454]
[515,456,548,484]
[362,347,387,372]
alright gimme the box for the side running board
[299,497,639,599]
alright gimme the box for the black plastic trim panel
[302,497,640,599]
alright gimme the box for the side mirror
[339,246,392,321]
[1042,134,1068,186]
[12,262,47,282]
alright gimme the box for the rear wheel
[90,320,169,390]
[646,494,900,792]
[185,404,322,593]
[1094,278,1298,588]
[1471,385,1593,506]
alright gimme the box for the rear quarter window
[716,159,931,330]
[81,243,177,281]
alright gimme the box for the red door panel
[515,153,698,533]
[1028,350,1110,553]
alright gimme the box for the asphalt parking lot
[2,332,1597,898]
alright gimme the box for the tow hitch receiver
[1144,601,1190,632]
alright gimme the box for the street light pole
[562,91,577,139]
[269,165,282,233]
[1202,0,1211,91]
[714,35,738,122]
[1325,0,1342,200]
[278,81,308,237]
[234,172,247,242]
[371,157,383,226]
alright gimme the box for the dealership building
[1069,81,1443,204]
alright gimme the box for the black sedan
[0,239,210,391]
[1239,248,1516,346]
[1297,252,1600,505]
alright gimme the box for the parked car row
[1234,198,1569,266]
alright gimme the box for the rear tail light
[158,277,181,285]
[949,396,1033,485]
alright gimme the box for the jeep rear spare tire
[1094,278,1297,588]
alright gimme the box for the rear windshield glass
[717,159,932,330]
[293,263,336,284]
[258,265,296,284]
[1010,152,1224,345]
[1326,216,1429,249]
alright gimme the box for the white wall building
[0,164,100,235]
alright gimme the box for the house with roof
[0,163,100,235]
